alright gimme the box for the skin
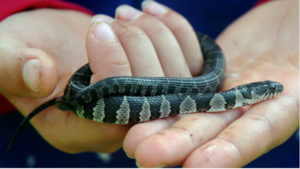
[0,0,298,167]
[0,9,128,153]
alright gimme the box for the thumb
[0,39,57,98]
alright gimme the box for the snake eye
[255,85,269,95]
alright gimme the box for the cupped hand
[118,0,298,167]
[0,9,129,153]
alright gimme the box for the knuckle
[146,21,170,37]
[109,54,130,66]
[119,26,147,41]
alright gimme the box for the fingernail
[91,22,116,43]
[142,0,167,16]
[23,59,41,92]
[116,5,142,21]
[91,15,114,24]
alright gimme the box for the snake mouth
[266,81,283,99]
[275,82,283,93]
[272,82,283,97]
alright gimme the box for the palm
[123,0,298,167]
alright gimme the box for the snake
[6,32,283,153]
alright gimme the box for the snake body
[7,33,283,152]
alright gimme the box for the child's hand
[0,9,129,153]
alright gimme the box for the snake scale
[7,32,283,152]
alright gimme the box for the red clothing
[255,0,272,6]
[0,0,93,21]
[0,0,93,114]
[0,0,272,114]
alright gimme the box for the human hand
[120,0,299,167]
[0,9,129,153]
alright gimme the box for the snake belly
[55,33,283,124]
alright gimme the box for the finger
[87,15,131,83]
[47,15,133,153]
[0,38,56,97]
[142,0,203,76]
[183,84,298,167]
[131,110,241,167]
[109,19,164,77]
[123,117,178,158]
[116,5,191,77]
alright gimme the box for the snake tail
[6,98,57,154]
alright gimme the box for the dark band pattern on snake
[6,32,283,153]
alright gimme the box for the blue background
[0,0,299,167]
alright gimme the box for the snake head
[250,80,283,99]
[234,80,283,102]
[268,81,283,96]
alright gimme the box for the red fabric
[0,0,93,21]
[255,0,272,7]
[0,0,273,115]
[0,95,15,114]
[0,0,93,115]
